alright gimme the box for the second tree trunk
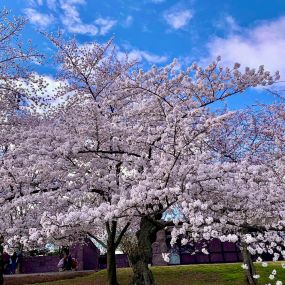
[129,217,163,285]
[241,242,258,285]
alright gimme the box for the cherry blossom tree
[0,34,136,285]
[170,107,285,285]
[105,60,279,285]
[2,29,281,285]
[0,9,44,285]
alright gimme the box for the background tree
[0,9,44,285]
[170,107,285,285]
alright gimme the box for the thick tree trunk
[107,243,119,285]
[129,217,162,285]
[241,242,258,285]
[0,236,4,285]
[129,257,155,285]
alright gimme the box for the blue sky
[2,0,285,108]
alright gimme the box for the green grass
[23,263,285,285]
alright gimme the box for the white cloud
[118,49,168,64]
[164,9,193,29]
[95,18,117,35]
[26,0,44,6]
[59,1,82,24]
[123,15,133,28]
[62,0,86,4]
[59,0,98,36]
[47,0,57,10]
[224,16,240,32]
[214,15,240,33]
[204,16,285,79]
[67,23,99,36]
[27,0,37,6]
[58,0,115,36]
[24,8,55,28]
[25,0,116,36]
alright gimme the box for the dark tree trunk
[129,257,155,285]
[107,243,119,285]
[106,222,119,285]
[241,242,258,285]
[89,221,130,285]
[0,236,4,285]
[129,216,163,285]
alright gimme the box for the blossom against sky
[2,0,285,107]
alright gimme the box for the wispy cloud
[95,18,117,35]
[27,0,43,6]
[118,49,168,64]
[24,8,55,28]
[163,8,193,29]
[123,15,133,28]
[151,0,165,3]
[26,0,116,36]
[214,15,240,33]
[59,0,97,35]
[204,16,285,78]
[46,0,57,10]
[59,0,116,36]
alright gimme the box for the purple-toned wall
[98,254,129,269]
[70,240,99,271]
[151,232,242,266]
[21,256,60,274]
[21,240,100,274]
[70,243,84,271]
[179,239,242,265]
[98,232,243,268]
[83,240,100,270]
[116,254,129,268]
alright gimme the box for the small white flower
[269,274,275,280]
[253,274,260,279]
[272,269,277,275]
[256,257,262,263]
[205,217,213,224]
[262,262,268,267]
[276,281,283,285]
[281,263,285,269]
[241,264,248,270]
[201,248,209,255]
[181,238,188,246]
[162,253,170,263]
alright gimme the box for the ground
[5,263,285,285]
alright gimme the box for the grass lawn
[8,263,285,285]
